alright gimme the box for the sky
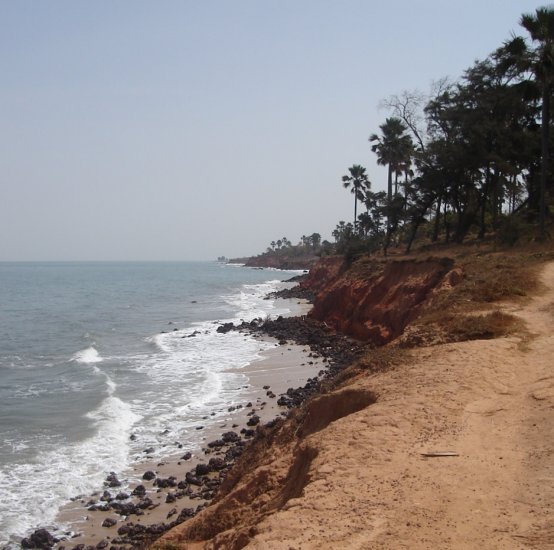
[0,0,547,261]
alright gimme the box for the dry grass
[324,346,408,391]
[391,242,554,346]
[446,310,522,342]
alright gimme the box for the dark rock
[131,484,146,497]
[20,528,58,549]
[181,452,192,460]
[111,501,141,516]
[167,507,177,519]
[142,470,156,481]
[154,476,177,488]
[195,463,210,476]
[177,508,195,522]
[208,457,226,471]
[95,540,109,550]
[116,525,130,536]
[216,322,234,334]
[143,447,155,454]
[246,415,260,426]
[185,472,202,486]
[165,492,176,503]
[225,446,244,461]
[101,518,117,528]
[205,478,221,489]
[207,439,224,448]
[136,497,153,509]
[105,472,121,488]
[115,492,129,500]
[221,431,240,443]
[87,503,110,512]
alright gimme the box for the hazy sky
[0,1,545,260]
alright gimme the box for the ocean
[0,261,302,547]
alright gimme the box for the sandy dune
[160,262,554,549]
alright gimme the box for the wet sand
[53,301,319,548]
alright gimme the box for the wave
[0,274,299,545]
[0,393,140,546]
[71,346,103,364]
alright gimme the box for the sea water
[0,261,301,546]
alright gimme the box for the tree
[310,232,321,249]
[520,6,554,238]
[342,165,370,228]
[369,117,413,203]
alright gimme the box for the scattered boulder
[216,322,234,334]
[105,472,122,488]
[101,517,117,528]
[208,457,226,471]
[195,463,210,476]
[246,415,260,426]
[185,472,202,486]
[20,529,58,549]
[132,484,146,497]
[221,431,240,443]
[154,476,177,488]
[136,497,154,509]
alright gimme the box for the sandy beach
[52,300,322,548]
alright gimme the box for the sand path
[236,262,554,548]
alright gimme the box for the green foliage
[332,7,554,256]
[496,215,523,246]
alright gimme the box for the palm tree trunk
[432,196,442,242]
[387,165,393,203]
[540,83,550,239]
[478,163,491,240]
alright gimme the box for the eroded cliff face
[154,255,462,549]
[302,256,456,345]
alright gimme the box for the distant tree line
[263,233,333,257]
[337,6,554,257]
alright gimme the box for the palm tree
[342,165,370,228]
[369,117,413,203]
[520,6,554,238]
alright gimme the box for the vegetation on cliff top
[335,6,554,258]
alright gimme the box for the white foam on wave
[125,278,287,455]
[0,391,141,546]
[146,333,171,353]
[71,346,103,364]
[223,279,291,321]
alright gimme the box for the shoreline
[47,298,321,549]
